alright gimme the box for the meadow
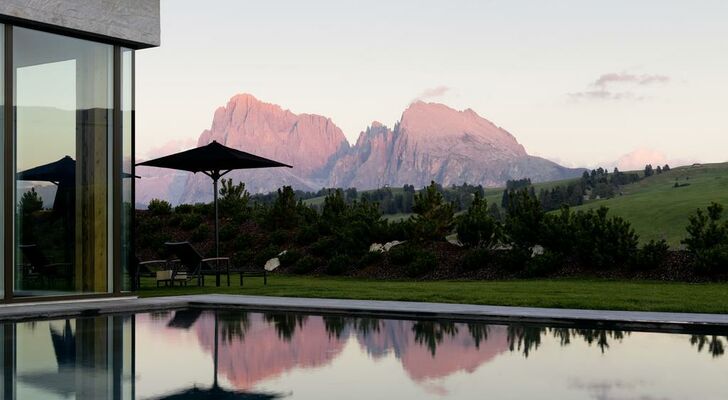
[571,163,728,246]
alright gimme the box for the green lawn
[138,275,728,314]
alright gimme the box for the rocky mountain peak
[140,94,584,205]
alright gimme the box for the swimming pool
[3,309,728,399]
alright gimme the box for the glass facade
[13,27,112,296]
[121,48,134,292]
[0,25,4,299]
[0,24,135,301]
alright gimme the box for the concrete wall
[0,0,160,48]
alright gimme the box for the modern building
[0,1,160,302]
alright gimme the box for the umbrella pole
[214,311,219,388]
[213,173,221,287]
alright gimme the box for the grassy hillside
[571,163,728,247]
[298,164,728,247]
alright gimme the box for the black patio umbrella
[137,140,292,286]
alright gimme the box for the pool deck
[1,294,728,333]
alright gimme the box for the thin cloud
[412,86,451,103]
[593,73,670,88]
[569,71,669,102]
[568,89,642,101]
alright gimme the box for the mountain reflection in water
[138,310,728,392]
[5,310,728,399]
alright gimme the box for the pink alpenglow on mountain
[150,94,583,205]
[330,101,580,189]
[178,94,348,203]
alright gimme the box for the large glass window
[0,25,5,299]
[121,47,134,292]
[13,27,113,297]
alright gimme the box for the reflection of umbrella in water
[137,140,292,286]
[156,311,286,400]
[50,320,76,368]
[16,155,139,213]
[167,309,203,329]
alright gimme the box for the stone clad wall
[0,0,160,48]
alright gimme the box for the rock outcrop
[329,101,580,189]
[177,94,349,203]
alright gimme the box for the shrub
[325,254,352,275]
[456,192,500,248]
[387,219,415,242]
[692,246,728,274]
[540,206,575,256]
[412,181,454,241]
[524,251,562,277]
[219,178,251,217]
[253,246,280,268]
[405,250,437,277]
[635,239,670,270]
[295,224,320,245]
[270,230,289,246]
[279,250,302,267]
[174,204,195,214]
[682,203,728,274]
[540,205,638,270]
[570,207,638,269]
[461,247,491,271]
[232,250,255,268]
[232,233,253,252]
[321,189,348,224]
[503,188,544,253]
[192,202,214,216]
[387,245,437,277]
[498,248,531,273]
[190,224,209,243]
[358,251,383,268]
[317,191,387,257]
[292,255,318,274]
[180,213,204,230]
[219,223,238,242]
[309,237,337,258]
[683,203,728,251]
[147,199,172,216]
[388,245,417,266]
[168,214,182,227]
[264,186,303,230]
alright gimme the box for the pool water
[2,309,728,399]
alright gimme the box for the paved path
[1,294,727,333]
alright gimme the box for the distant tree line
[250,182,489,216]
[502,163,671,212]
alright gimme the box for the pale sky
[136,0,728,167]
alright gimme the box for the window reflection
[1,316,133,399]
[13,27,113,296]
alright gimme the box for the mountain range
[137,94,584,205]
